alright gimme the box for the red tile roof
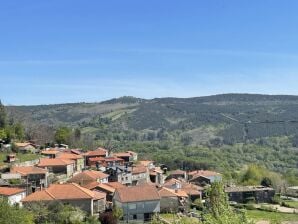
[105,182,125,189]
[163,178,182,187]
[41,150,60,155]
[188,170,221,177]
[68,170,108,185]
[84,148,107,157]
[170,169,186,175]
[139,160,154,167]
[57,152,83,160]
[115,184,160,203]
[83,182,115,193]
[113,152,132,157]
[132,165,148,175]
[11,166,47,176]
[22,183,105,202]
[158,187,177,198]
[0,187,25,196]
[89,157,123,162]
[163,188,188,198]
[37,158,74,167]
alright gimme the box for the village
[0,141,295,223]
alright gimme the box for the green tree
[0,128,6,140]
[112,205,123,223]
[0,100,6,128]
[55,127,72,144]
[0,198,34,224]
[203,182,254,224]
[14,122,25,140]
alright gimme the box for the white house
[0,187,26,205]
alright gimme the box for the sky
[1,0,298,105]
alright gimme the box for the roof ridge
[70,183,94,198]
[45,189,56,199]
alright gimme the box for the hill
[7,94,298,145]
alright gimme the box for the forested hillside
[7,94,298,145]
[3,94,298,184]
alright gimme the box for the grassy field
[283,200,298,209]
[0,152,40,166]
[160,214,200,223]
[246,210,298,222]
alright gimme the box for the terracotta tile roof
[89,157,123,162]
[41,150,60,155]
[37,158,74,167]
[83,182,115,193]
[92,190,106,200]
[164,188,188,198]
[188,170,221,177]
[132,165,148,174]
[139,160,154,167]
[126,151,137,155]
[22,183,103,202]
[158,187,178,198]
[70,149,82,155]
[181,183,203,196]
[68,170,108,185]
[115,184,160,203]
[170,170,186,175]
[113,152,131,157]
[83,148,107,157]
[105,182,125,189]
[0,187,25,196]
[57,152,83,160]
[11,166,47,176]
[164,178,182,187]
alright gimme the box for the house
[225,186,275,204]
[89,157,124,169]
[139,160,155,170]
[113,152,134,163]
[131,165,149,185]
[83,148,108,166]
[0,187,26,205]
[158,187,189,212]
[106,166,132,185]
[22,183,106,215]
[166,170,187,180]
[57,152,84,172]
[150,167,166,186]
[180,182,203,201]
[15,142,37,153]
[41,149,61,158]
[113,184,160,221]
[126,151,138,161]
[83,182,116,203]
[188,170,222,186]
[158,187,179,212]
[37,158,75,178]
[68,170,109,186]
[163,178,202,201]
[105,181,125,189]
[286,186,298,197]
[10,166,49,191]
[6,153,16,163]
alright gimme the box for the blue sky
[1,1,298,105]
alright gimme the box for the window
[133,215,137,220]
[128,203,136,210]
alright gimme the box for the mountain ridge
[6,93,298,145]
